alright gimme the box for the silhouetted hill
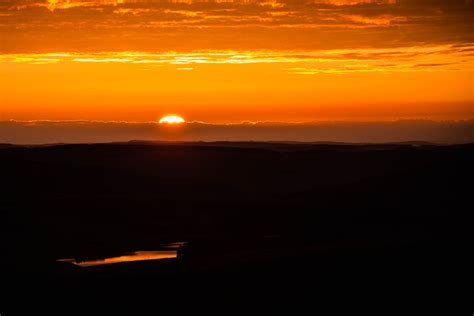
[1,142,471,305]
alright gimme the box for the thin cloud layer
[1,45,472,73]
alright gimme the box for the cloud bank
[1,120,473,144]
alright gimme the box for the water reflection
[58,251,176,267]
[58,242,186,267]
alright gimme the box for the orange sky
[1,0,473,123]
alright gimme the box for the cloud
[1,45,471,73]
[1,0,472,52]
[1,119,473,144]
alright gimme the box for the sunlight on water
[57,243,187,267]
[58,251,177,267]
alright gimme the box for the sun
[159,115,186,124]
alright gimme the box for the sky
[0,0,473,142]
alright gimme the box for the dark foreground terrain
[1,141,472,307]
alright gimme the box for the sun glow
[159,115,186,124]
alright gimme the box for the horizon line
[4,139,471,147]
[2,118,474,125]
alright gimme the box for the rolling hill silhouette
[1,141,471,306]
